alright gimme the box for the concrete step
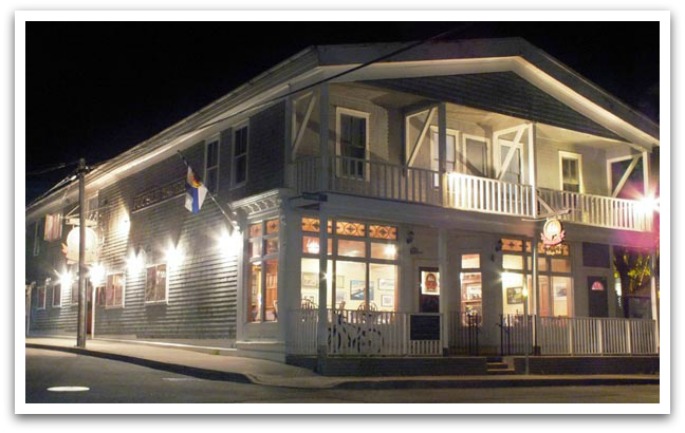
[487,361,515,375]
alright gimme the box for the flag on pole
[185,166,208,214]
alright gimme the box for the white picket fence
[500,315,658,356]
[286,309,445,356]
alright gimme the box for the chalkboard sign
[410,314,441,340]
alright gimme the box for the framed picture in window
[554,284,568,300]
[378,278,395,291]
[420,270,440,295]
[506,287,523,304]
[301,272,318,289]
[380,294,394,308]
[350,280,370,300]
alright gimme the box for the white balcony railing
[293,156,653,232]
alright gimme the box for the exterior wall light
[165,245,184,269]
[127,252,144,275]
[220,230,242,258]
[59,270,73,288]
[89,263,106,286]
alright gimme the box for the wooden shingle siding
[367,73,624,141]
[94,143,238,340]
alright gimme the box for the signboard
[410,314,441,340]
[62,227,98,264]
[540,218,565,247]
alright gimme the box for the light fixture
[220,230,242,258]
[165,244,184,268]
[384,244,397,258]
[306,239,320,255]
[127,251,144,274]
[90,263,105,285]
[59,270,73,287]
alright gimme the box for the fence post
[625,320,632,354]
[597,319,604,355]
[568,318,574,355]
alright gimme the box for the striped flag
[184,167,208,214]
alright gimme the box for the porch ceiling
[365,72,627,142]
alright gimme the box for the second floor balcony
[294,155,654,232]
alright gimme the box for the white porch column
[284,90,294,189]
[316,205,329,359]
[438,227,450,354]
[650,250,659,352]
[438,103,447,204]
[319,83,330,192]
[528,123,538,218]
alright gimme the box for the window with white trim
[300,217,399,312]
[430,128,457,186]
[106,273,125,308]
[559,151,583,193]
[52,282,62,308]
[247,218,280,322]
[336,108,369,180]
[462,135,488,177]
[36,284,46,310]
[204,137,220,194]
[145,264,168,303]
[231,125,248,187]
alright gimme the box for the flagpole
[176,150,240,233]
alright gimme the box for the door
[588,276,609,317]
[418,266,440,313]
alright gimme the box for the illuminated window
[461,254,482,325]
[106,273,125,308]
[145,264,167,303]
[301,217,399,312]
[247,217,280,322]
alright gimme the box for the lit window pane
[461,253,480,269]
[264,260,278,322]
[336,220,366,237]
[551,258,571,273]
[249,263,261,322]
[370,242,397,260]
[552,276,571,317]
[370,263,397,311]
[338,239,366,258]
[302,236,332,255]
[503,254,523,270]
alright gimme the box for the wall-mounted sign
[540,218,565,247]
[62,227,99,264]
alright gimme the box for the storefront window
[461,254,482,325]
[247,217,280,322]
[301,217,399,312]
[501,238,572,318]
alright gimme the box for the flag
[44,213,63,241]
[184,167,208,214]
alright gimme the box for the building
[25,38,660,374]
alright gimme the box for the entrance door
[418,267,440,313]
[588,276,609,317]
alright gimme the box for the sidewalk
[25,337,659,390]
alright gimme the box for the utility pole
[76,158,88,348]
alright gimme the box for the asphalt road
[24,348,659,406]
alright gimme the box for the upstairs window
[232,125,248,187]
[204,137,220,194]
[336,108,369,180]
[559,151,583,193]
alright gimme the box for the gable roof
[27,37,659,216]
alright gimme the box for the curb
[26,343,252,384]
[27,343,660,390]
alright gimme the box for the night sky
[24,20,660,204]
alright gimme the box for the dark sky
[24,21,660,204]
